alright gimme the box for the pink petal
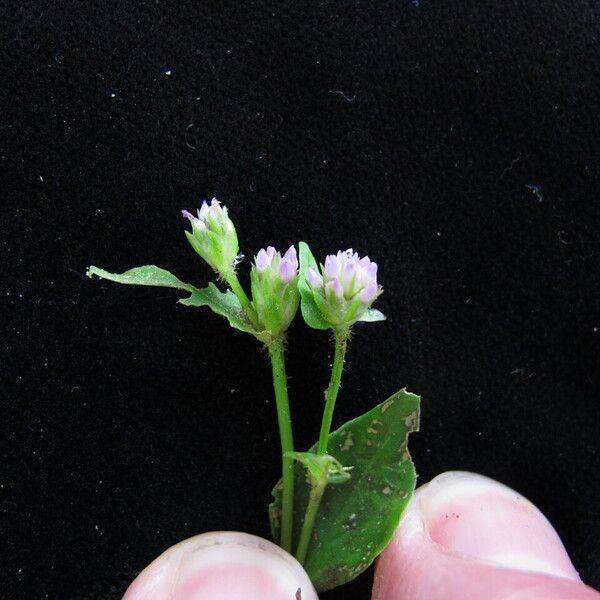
[343,260,356,282]
[198,200,210,219]
[332,278,344,299]
[123,531,317,600]
[373,471,600,600]
[324,255,339,278]
[325,279,344,302]
[279,259,296,282]
[255,248,271,272]
[359,282,379,303]
[283,245,298,270]
[359,256,371,268]
[307,267,323,288]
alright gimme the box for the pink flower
[306,249,382,326]
[251,245,299,336]
[181,198,239,275]
[254,246,298,283]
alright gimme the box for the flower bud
[182,199,239,276]
[250,245,300,336]
[306,249,382,327]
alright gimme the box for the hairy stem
[224,271,259,328]
[268,339,295,553]
[317,328,349,455]
[295,482,326,565]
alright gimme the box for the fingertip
[419,471,579,579]
[123,531,317,600]
[373,471,600,600]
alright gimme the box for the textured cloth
[2,1,599,598]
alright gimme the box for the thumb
[122,531,317,600]
[373,471,600,600]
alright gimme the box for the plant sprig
[87,198,420,592]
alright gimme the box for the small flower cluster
[306,249,381,327]
[182,199,382,336]
[182,199,238,276]
[251,246,300,336]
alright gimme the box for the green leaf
[298,241,330,330]
[87,265,256,334]
[358,308,386,323]
[269,388,420,592]
[87,265,195,291]
[180,284,256,334]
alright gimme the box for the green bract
[285,452,352,487]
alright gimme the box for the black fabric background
[2,2,599,599]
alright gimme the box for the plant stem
[268,339,295,553]
[295,328,349,563]
[295,482,326,565]
[317,327,349,455]
[224,271,259,328]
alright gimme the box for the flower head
[182,199,239,276]
[306,249,382,327]
[251,245,299,336]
